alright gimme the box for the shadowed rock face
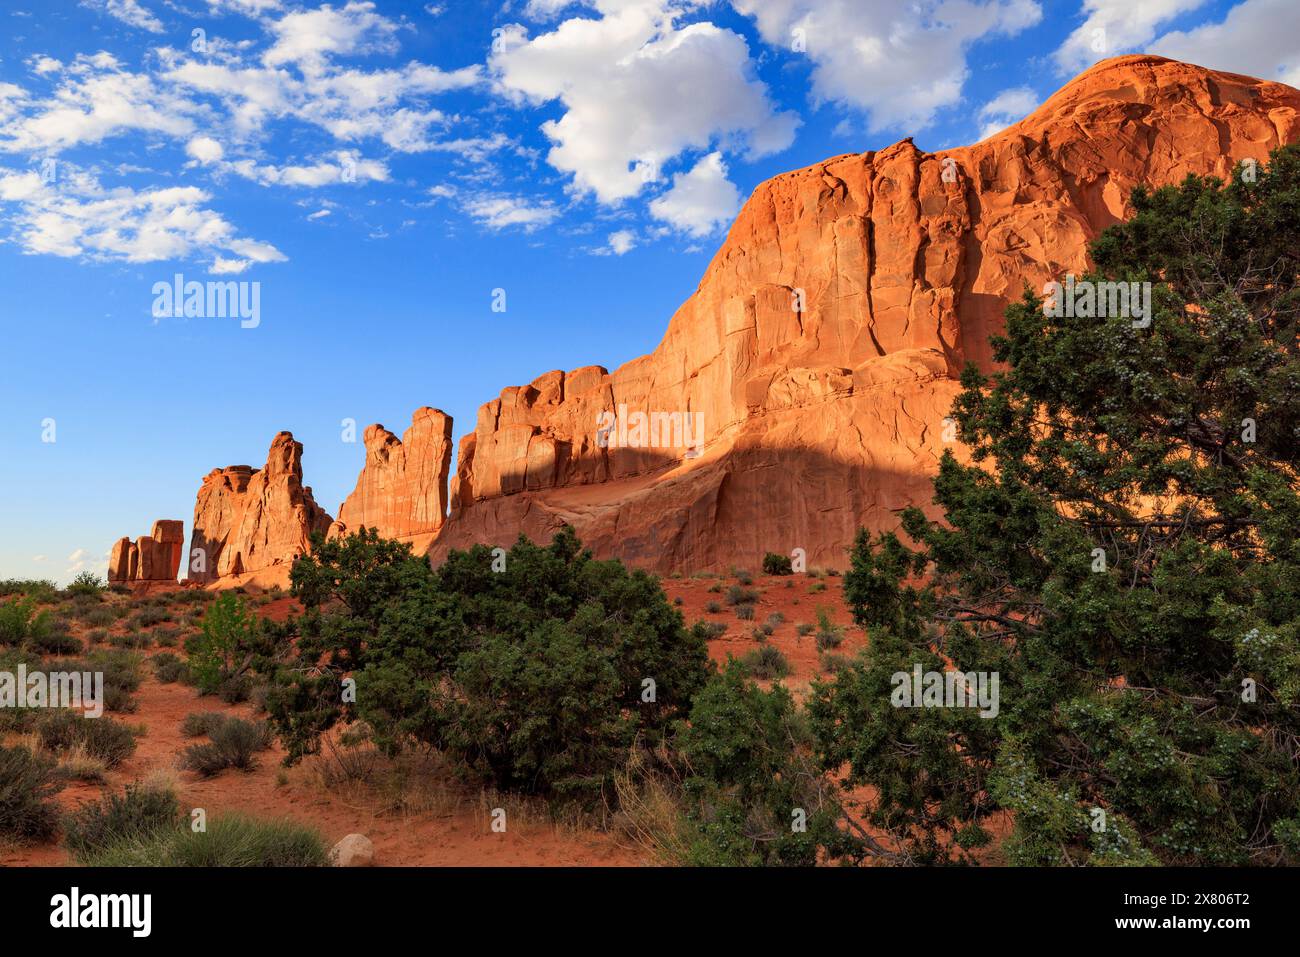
[176,56,1300,583]
[331,407,454,554]
[428,55,1300,572]
[187,432,333,584]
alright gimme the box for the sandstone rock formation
[428,55,1300,572]
[168,56,1300,584]
[331,407,453,553]
[187,432,333,585]
[108,520,185,584]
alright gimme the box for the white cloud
[1055,0,1208,74]
[594,228,636,255]
[649,151,740,237]
[306,207,331,219]
[1151,0,1300,86]
[977,85,1039,139]
[227,150,388,186]
[207,0,283,15]
[66,547,106,578]
[0,53,201,153]
[0,164,285,268]
[492,0,797,203]
[731,0,1041,131]
[186,135,224,164]
[461,192,560,230]
[82,0,165,34]
[264,1,401,73]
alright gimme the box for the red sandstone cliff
[330,408,454,554]
[187,432,333,585]
[171,56,1300,583]
[108,520,184,584]
[427,55,1300,572]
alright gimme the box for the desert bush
[725,585,758,607]
[704,601,721,614]
[152,652,189,684]
[677,663,858,866]
[751,622,773,640]
[181,711,228,737]
[77,813,328,867]
[270,526,711,804]
[762,553,793,576]
[0,744,63,843]
[738,645,789,680]
[814,607,843,650]
[0,597,50,647]
[37,711,137,767]
[0,579,59,602]
[64,783,181,860]
[733,569,753,586]
[83,606,115,628]
[187,592,259,695]
[735,603,755,621]
[180,718,272,775]
[28,622,82,656]
[132,606,172,629]
[696,621,726,640]
[218,674,252,704]
[795,622,814,637]
[48,650,141,713]
[65,572,104,598]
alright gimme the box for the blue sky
[1,0,1295,583]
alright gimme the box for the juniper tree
[812,146,1300,865]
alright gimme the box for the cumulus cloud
[491,0,797,203]
[649,151,741,237]
[461,192,560,230]
[977,86,1039,139]
[1151,0,1300,86]
[0,164,285,269]
[1054,0,1208,73]
[81,0,165,34]
[731,0,1041,131]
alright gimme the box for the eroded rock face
[187,432,333,584]
[430,56,1300,572]
[332,407,453,553]
[107,520,185,583]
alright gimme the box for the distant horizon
[2,0,1295,585]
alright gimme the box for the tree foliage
[813,147,1300,865]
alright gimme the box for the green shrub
[218,674,252,704]
[725,585,758,606]
[37,712,137,767]
[132,606,172,629]
[152,652,189,684]
[29,623,82,656]
[795,622,814,637]
[0,597,49,647]
[181,711,228,737]
[814,607,843,650]
[0,745,63,843]
[180,718,271,776]
[762,553,793,576]
[187,593,258,695]
[738,645,789,680]
[78,813,329,867]
[271,526,711,803]
[751,623,774,640]
[696,620,726,640]
[735,603,755,621]
[65,572,104,598]
[64,783,180,860]
[733,570,753,586]
[83,607,115,628]
[705,601,722,614]
[0,579,59,602]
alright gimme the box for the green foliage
[64,783,181,860]
[65,572,104,598]
[187,592,260,695]
[0,744,63,843]
[152,652,189,684]
[181,711,229,737]
[737,645,790,680]
[180,717,272,776]
[77,813,328,867]
[37,712,138,768]
[762,552,794,576]
[0,597,51,647]
[814,147,1300,866]
[677,663,859,866]
[268,526,711,805]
